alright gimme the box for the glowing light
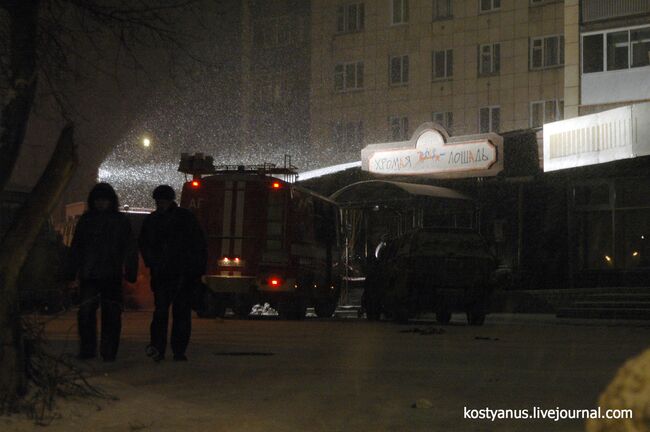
[234,257,240,262]
[272,182,281,189]
[633,251,639,257]
[269,277,281,286]
[223,257,230,263]
[604,255,612,263]
[191,180,200,188]
[142,138,151,147]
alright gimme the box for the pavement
[3,311,649,432]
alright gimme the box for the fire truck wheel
[314,299,337,318]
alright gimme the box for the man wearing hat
[67,182,138,361]
[139,185,207,361]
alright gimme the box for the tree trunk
[0,0,40,194]
[0,125,77,409]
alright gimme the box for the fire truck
[178,154,342,320]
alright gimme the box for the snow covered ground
[3,312,649,432]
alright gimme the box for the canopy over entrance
[330,180,470,208]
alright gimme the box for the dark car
[363,228,496,325]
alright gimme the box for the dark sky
[11,1,245,209]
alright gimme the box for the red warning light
[191,180,200,188]
[272,182,281,189]
[268,277,281,287]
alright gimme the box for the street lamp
[142,137,151,148]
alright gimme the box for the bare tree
[0,0,211,410]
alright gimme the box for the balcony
[582,0,650,23]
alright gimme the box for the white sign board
[361,124,503,178]
[543,102,650,172]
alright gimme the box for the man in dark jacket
[139,185,206,362]
[67,183,138,361]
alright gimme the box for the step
[570,301,650,309]
[583,293,650,301]
[557,307,650,320]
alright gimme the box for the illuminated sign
[361,123,503,178]
[543,102,650,172]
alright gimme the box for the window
[334,61,364,91]
[432,0,453,20]
[584,26,650,73]
[478,43,500,75]
[333,121,364,150]
[479,106,500,133]
[337,3,365,33]
[574,179,650,271]
[631,28,650,68]
[433,111,454,132]
[392,0,409,24]
[608,31,629,70]
[530,100,564,128]
[390,55,409,85]
[390,116,409,140]
[254,16,297,49]
[432,49,453,80]
[583,34,604,73]
[479,0,500,13]
[530,35,564,69]
[258,78,293,106]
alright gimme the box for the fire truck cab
[178,154,342,319]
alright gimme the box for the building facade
[240,0,312,165]
[564,0,650,118]
[310,0,565,162]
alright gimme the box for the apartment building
[564,0,650,117]
[310,0,565,161]
[240,0,311,161]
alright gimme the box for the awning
[330,180,470,207]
